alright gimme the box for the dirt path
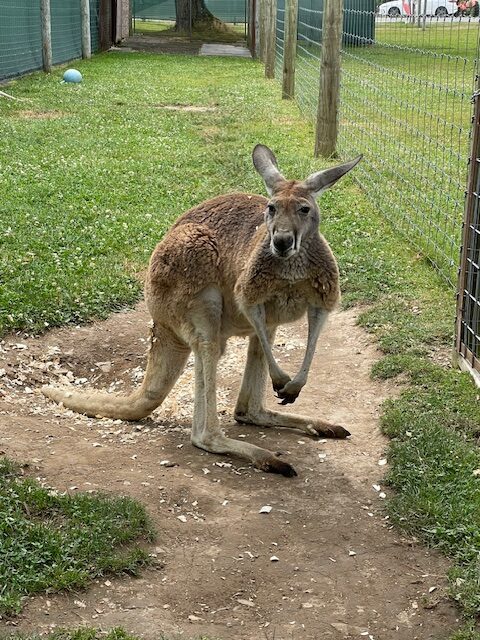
[0,305,458,639]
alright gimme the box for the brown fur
[43,146,362,477]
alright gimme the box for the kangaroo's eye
[267,204,276,214]
[299,206,310,214]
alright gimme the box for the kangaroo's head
[252,144,362,259]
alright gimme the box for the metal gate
[456,80,480,386]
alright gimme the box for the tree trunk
[175,0,218,31]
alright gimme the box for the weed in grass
[449,625,480,640]
[0,458,153,615]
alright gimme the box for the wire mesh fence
[275,0,480,287]
[0,0,101,81]
[275,0,285,78]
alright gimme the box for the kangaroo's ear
[303,155,363,198]
[252,144,285,195]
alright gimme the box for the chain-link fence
[275,1,480,287]
[133,0,247,24]
[0,0,101,81]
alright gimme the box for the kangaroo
[43,145,362,477]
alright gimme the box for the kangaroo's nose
[273,233,294,256]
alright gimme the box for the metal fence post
[40,0,52,72]
[314,0,343,157]
[282,0,298,99]
[81,0,92,59]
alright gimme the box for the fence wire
[276,0,286,78]
[0,0,101,81]
[275,0,480,287]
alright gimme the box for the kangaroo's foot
[234,408,350,438]
[192,431,297,477]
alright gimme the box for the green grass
[450,624,480,640]
[0,458,153,616]
[133,19,173,35]
[132,18,245,42]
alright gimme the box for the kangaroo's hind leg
[42,324,190,420]
[234,333,350,438]
[187,289,297,477]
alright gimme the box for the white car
[377,0,456,17]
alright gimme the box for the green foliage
[0,458,153,615]
[449,623,480,640]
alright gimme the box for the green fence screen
[133,0,247,23]
[0,0,43,80]
[291,0,376,46]
[0,0,101,81]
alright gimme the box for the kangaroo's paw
[271,371,292,396]
[275,380,303,405]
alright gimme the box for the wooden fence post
[258,0,266,61]
[264,0,277,79]
[40,0,52,72]
[81,0,92,59]
[282,0,298,99]
[314,0,343,157]
[248,0,257,57]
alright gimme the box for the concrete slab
[199,43,251,58]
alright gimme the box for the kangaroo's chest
[264,285,309,325]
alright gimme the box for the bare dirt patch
[0,305,459,639]
[155,104,218,113]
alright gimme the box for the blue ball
[63,69,82,83]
